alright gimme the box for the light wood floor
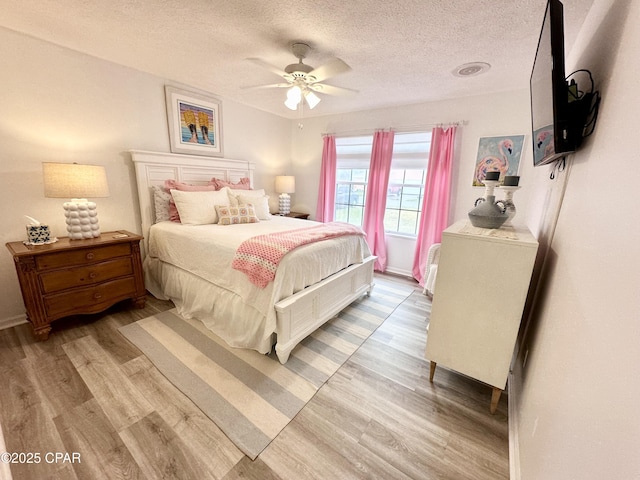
[0,274,508,479]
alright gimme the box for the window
[334,136,370,226]
[385,169,425,234]
[335,132,431,235]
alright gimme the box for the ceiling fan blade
[241,83,291,90]
[307,58,351,83]
[246,58,289,78]
[309,83,359,96]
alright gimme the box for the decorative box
[26,225,52,244]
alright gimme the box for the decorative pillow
[152,185,172,223]
[164,180,219,222]
[164,179,217,191]
[170,189,230,225]
[237,193,271,220]
[211,177,251,190]
[227,188,266,207]
[215,204,259,225]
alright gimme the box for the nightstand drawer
[40,257,134,293]
[44,277,137,318]
[36,243,132,270]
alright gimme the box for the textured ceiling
[0,0,594,119]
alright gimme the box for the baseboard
[0,314,27,331]
[508,369,522,480]
[383,266,413,278]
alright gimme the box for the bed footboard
[273,255,376,364]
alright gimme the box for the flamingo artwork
[474,138,515,186]
[534,128,554,161]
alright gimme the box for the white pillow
[237,193,271,220]
[170,189,230,225]
[227,188,266,207]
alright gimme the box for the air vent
[453,62,491,77]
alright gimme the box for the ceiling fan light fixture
[284,97,299,110]
[304,90,321,109]
[285,85,302,110]
[287,85,302,102]
[249,43,353,111]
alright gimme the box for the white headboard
[130,150,255,253]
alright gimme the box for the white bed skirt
[144,254,377,362]
[145,257,275,354]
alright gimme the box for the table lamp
[43,162,110,239]
[275,175,295,215]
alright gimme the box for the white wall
[514,0,640,478]
[289,91,534,276]
[0,27,291,324]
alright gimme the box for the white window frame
[334,132,431,236]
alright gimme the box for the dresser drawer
[44,277,137,319]
[36,243,132,270]
[39,257,134,294]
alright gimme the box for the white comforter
[144,216,371,352]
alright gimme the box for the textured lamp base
[64,199,101,239]
[278,193,291,216]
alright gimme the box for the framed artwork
[165,86,223,157]
[472,135,525,186]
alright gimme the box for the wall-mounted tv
[530,0,580,166]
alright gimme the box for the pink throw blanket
[232,222,365,288]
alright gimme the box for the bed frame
[130,150,375,363]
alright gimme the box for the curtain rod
[321,120,466,138]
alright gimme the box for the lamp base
[278,193,291,216]
[64,199,101,240]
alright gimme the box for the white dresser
[425,220,538,413]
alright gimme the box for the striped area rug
[119,280,413,459]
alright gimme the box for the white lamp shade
[284,86,302,110]
[42,162,109,240]
[284,97,299,110]
[304,90,321,109]
[275,175,295,194]
[43,163,110,199]
[287,86,302,102]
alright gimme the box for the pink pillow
[163,180,218,222]
[211,177,251,190]
[164,179,217,191]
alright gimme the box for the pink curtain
[315,135,337,222]
[362,130,395,271]
[412,126,457,284]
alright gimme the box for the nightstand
[285,212,310,220]
[6,230,146,340]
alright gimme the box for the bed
[130,150,376,363]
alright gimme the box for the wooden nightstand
[284,212,310,219]
[6,230,146,340]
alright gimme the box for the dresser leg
[133,296,146,309]
[32,324,52,341]
[429,361,437,382]
[490,387,502,414]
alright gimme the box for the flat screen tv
[530,0,580,166]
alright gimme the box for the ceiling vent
[453,62,491,77]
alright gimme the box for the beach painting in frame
[165,86,223,157]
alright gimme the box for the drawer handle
[93,292,103,300]
[89,272,97,279]
[86,252,95,260]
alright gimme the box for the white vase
[500,186,521,226]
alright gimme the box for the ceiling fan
[246,42,357,110]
